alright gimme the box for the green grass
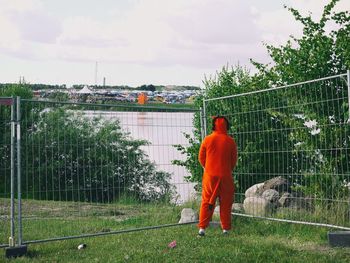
[2,203,350,262]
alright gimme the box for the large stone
[214,203,244,215]
[257,176,290,195]
[279,192,292,207]
[232,203,244,213]
[178,208,198,223]
[243,197,274,216]
[245,183,264,198]
[277,194,314,211]
[262,189,280,204]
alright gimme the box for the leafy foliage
[47,91,70,102]
[0,84,33,195]
[175,0,350,200]
[0,86,174,203]
[20,107,174,203]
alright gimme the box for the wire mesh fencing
[15,100,197,244]
[0,98,15,248]
[203,72,350,229]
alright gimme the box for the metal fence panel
[203,73,350,229]
[18,100,197,244]
[0,98,15,248]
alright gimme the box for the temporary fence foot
[5,245,28,258]
[328,231,350,247]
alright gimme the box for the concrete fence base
[328,231,350,247]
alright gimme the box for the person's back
[201,131,236,178]
[197,116,238,236]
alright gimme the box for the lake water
[85,110,197,203]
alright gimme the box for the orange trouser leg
[198,202,215,229]
[198,174,220,229]
[219,176,234,230]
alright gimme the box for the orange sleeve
[198,138,207,168]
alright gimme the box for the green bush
[174,0,350,200]
[20,107,174,203]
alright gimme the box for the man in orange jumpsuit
[198,116,238,236]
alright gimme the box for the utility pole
[19,76,25,84]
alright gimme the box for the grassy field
[2,202,350,263]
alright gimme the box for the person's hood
[214,117,227,134]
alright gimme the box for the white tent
[77,86,93,94]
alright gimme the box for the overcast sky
[0,0,349,87]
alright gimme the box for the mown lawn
[3,213,350,262]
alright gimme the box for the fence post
[5,97,27,257]
[16,97,23,246]
[9,97,15,247]
[6,97,27,258]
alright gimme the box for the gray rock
[277,194,314,211]
[279,192,292,207]
[243,197,274,216]
[262,189,280,204]
[257,176,290,195]
[245,183,264,198]
[232,203,244,213]
[178,208,198,223]
[214,203,245,215]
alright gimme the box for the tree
[254,0,350,199]
[48,91,70,102]
[175,0,350,200]
[0,84,33,196]
[0,86,175,203]
[138,84,156,92]
[173,66,253,192]
[20,107,175,203]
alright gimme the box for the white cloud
[254,0,350,46]
[58,16,128,48]
[255,8,302,45]
[1,0,265,67]
[11,11,61,43]
[164,0,260,44]
[0,0,43,13]
[121,0,262,66]
[0,0,60,54]
[0,15,21,50]
[0,0,349,85]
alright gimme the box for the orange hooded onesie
[198,117,238,230]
